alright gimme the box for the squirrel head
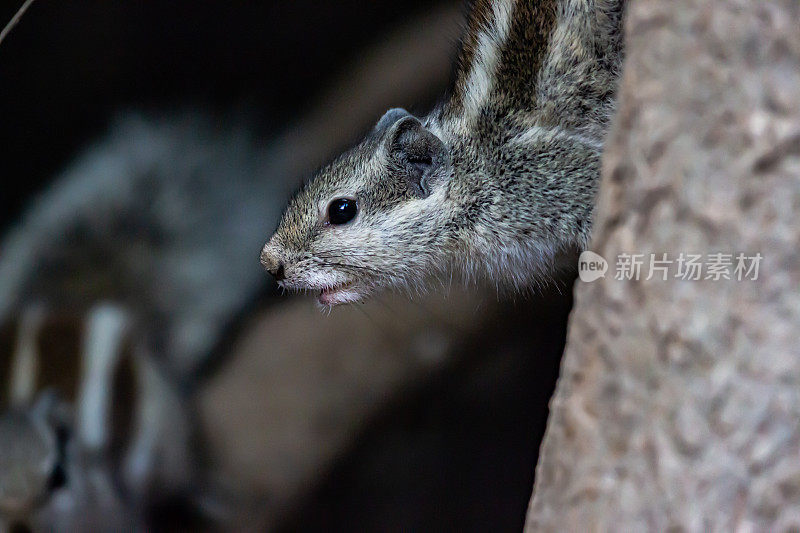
[261,108,453,306]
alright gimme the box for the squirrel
[0,304,191,531]
[261,0,627,306]
[0,6,459,527]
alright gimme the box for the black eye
[327,198,358,225]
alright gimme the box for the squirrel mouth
[318,281,360,306]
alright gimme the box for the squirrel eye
[327,198,358,225]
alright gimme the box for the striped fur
[263,0,627,305]
[0,304,196,530]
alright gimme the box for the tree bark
[526,0,800,529]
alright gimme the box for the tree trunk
[526,0,800,529]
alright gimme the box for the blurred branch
[0,0,36,48]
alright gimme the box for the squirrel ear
[375,108,411,132]
[387,116,449,198]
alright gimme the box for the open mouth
[318,281,361,306]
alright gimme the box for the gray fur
[0,113,285,376]
[262,0,627,306]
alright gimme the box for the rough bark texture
[527,0,800,530]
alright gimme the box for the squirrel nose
[260,246,286,281]
[270,263,285,281]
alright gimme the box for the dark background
[0,0,441,230]
[0,2,569,531]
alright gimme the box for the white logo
[578,251,608,282]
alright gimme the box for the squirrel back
[262,0,627,305]
[442,0,623,139]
